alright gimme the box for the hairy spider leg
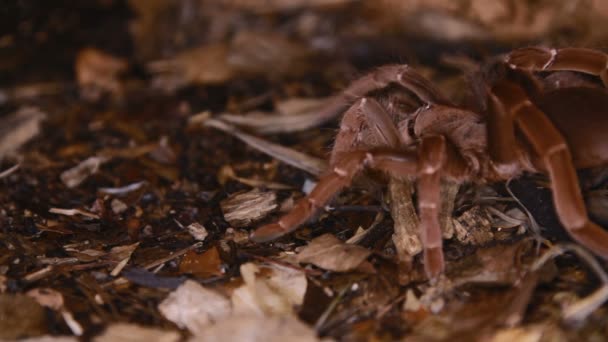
[506,47,608,87]
[491,80,608,258]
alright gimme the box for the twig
[505,179,544,238]
[314,281,353,332]
[0,164,19,178]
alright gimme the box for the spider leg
[486,82,520,171]
[506,47,608,87]
[492,81,608,258]
[417,135,448,279]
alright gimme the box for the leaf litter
[2,1,608,341]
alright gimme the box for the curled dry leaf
[158,280,232,335]
[296,234,372,272]
[232,263,307,316]
[188,314,330,342]
[0,106,46,161]
[93,323,180,342]
[221,189,278,227]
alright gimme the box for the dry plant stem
[314,281,353,333]
[205,118,327,175]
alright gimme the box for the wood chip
[221,189,278,227]
[296,234,372,272]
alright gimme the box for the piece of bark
[221,189,278,227]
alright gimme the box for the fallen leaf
[158,280,231,335]
[296,234,372,272]
[188,314,330,342]
[94,323,180,342]
[232,263,307,316]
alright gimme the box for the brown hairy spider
[249,47,608,280]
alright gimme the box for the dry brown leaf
[188,314,330,342]
[296,234,372,272]
[221,189,278,227]
[231,263,307,316]
[94,323,180,342]
[158,280,232,335]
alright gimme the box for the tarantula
[249,47,608,280]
